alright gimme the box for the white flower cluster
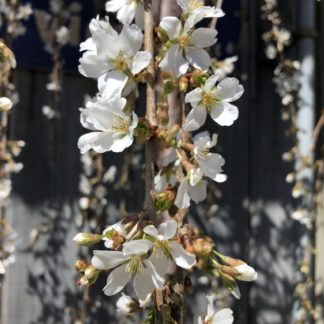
[0,0,32,38]
[78,220,196,302]
[75,0,255,319]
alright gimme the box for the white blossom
[184,75,243,131]
[212,56,238,79]
[105,0,144,29]
[175,168,207,209]
[56,26,70,46]
[198,294,234,324]
[193,131,227,183]
[159,17,217,76]
[92,239,164,302]
[102,221,127,249]
[144,220,196,272]
[79,17,151,87]
[0,97,13,111]
[176,0,224,30]
[78,95,138,154]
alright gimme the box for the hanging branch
[262,0,319,321]
[73,1,257,323]
[144,0,157,217]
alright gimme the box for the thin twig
[311,110,324,152]
[144,0,157,216]
[210,0,224,30]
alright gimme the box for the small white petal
[214,308,234,324]
[105,0,125,12]
[185,87,203,107]
[103,263,131,296]
[216,78,244,102]
[210,102,239,126]
[187,180,207,203]
[186,48,212,70]
[169,241,196,269]
[130,51,151,74]
[204,75,218,91]
[158,220,177,240]
[98,71,128,98]
[190,28,217,48]
[92,250,128,270]
[175,179,190,209]
[183,106,207,131]
[122,239,154,256]
[117,3,136,25]
[144,225,159,239]
[160,16,182,39]
[120,23,143,55]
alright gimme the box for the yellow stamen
[126,256,144,275]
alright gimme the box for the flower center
[112,117,131,135]
[179,34,190,49]
[126,256,144,275]
[188,0,204,11]
[201,92,216,111]
[154,240,172,259]
[114,52,129,72]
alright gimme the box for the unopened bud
[78,276,90,287]
[193,238,214,257]
[0,97,13,111]
[178,76,189,93]
[190,70,208,87]
[157,102,169,126]
[75,260,88,272]
[154,190,175,213]
[73,233,102,246]
[134,117,154,144]
[84,265,100,281]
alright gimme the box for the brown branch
[311,110,324,152]
[144,0,157,218]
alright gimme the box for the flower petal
[98,70,128,98]
[78,132,113,154]
[216,77,244,102]
[79,54,110,79]
[160,16,182,39]
[183,106,207,131]
[214,308,234,324]
[174,178,190,209]
[185,87,203,107]
[187,180,207,203]
[190,28,217,48]
[120,23,143,55]
[169,241,196,269]
[158,220,177,240]
[105,0,125,12]
[144,225,159,239]
[133,260,164,302]
[204,74,218,91]
[103,263,131,296]
[122,239,154,256]
[92,250,128,270]
[186,48,212,71]
[117,3,136,25]
[130,51,151,74]
[210,102,239,126]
